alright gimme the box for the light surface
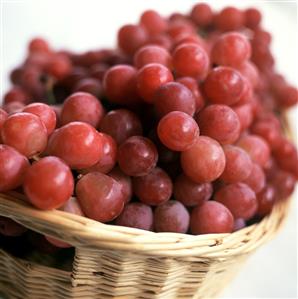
[1,0,297,298]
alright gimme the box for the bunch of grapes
[1,3,297,248]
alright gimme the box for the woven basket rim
[0,191,290,258]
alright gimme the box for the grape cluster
[1,3,297,246]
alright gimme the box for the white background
[1,0,297,298]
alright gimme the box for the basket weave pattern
[0,191,290,299]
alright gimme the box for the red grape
[195,104,240,144]
[215,183,257,220]
[176,77,205,112]
[23,102,57,135]
[81,133,117,174]
[133,167,172,205]
[232,103,253,132]
[149,34,172,51]
[190,3,213,27]
[60,197,84,216]
[191,201,234,234]
[0,144,30,192]
[174,174,212,207]
[45,236,71,248]
[236,61,259,89]
[167,20,195,40]
[0,108,8,132]
[211,32,251,67]
[154,82,196,117]
[90,63,109,81]
[100,109,142,145]
[28,37,51,54]
[237,134,270,167]
[103,65,138,105]
[117,136,158,176]
[118,24,148,55]
[172,43,209,80]
[157,111,199,151]
[140,10,167,35]
[115,202,153,231]
[243,162,266,193]
[257,185,275,216]
[134,45,172,69]
[203,66,245,106]
[46,54,72,80]
[47,122,104,169]
[60,92,104,128]
[245,8,262,29]
[4,86,30,105]
[73,78,103,98]
[76,172,124,222]
[181,136,226,183]
[24,157,74,210]
[0,217,27,237]
[2,102,25,114]
[136,63,173,103]
[233,218,246,232]
[215,7,244,31]
[270,170,296,200]
[109,166,132,203]
[1,112,47,158]
[154,200,190,233]
[220,145,253,183]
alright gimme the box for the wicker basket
[0,189,291,299]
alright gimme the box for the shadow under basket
[0,192,291,299]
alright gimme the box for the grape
[190,3,213,27]
[100,109,142,145]
[0,217,27,237]
[215,183,257,220]
[46,54,72,80]
[233,218,246,232]
[257,185,275,216]
[23,102,57,135]
[211,32,251,67]
[167,20,195,40]
[154,82,196,117]
[236,61,259,89]
[103,65,138,105]
[195,104,240,144]
[270,170,296,200]
[237,134,270,167]
[4,86,30,105]
[176,77,205,112]
[10,67,23,85]
[172,43,209,80]
[220,145,253,183]
[81,133,117,174]
[73,78,103,98]
[134,45,172,69]
[2,102,25,114]
[118,24,148,55]
[190,201,234,234]
[215,7,244,31]
[232,103,253,132]
[60,197,84,216]
[115,202,153,231]
[117,136,158,176]
[76,172,124,222]
[157,111,199,151]
[132,167,172,205]
[0,145,30,192]
[20,66,44,98]
[154,200,190,233]
[203,66,245,106]
[60,92,104,128]
[1,112,47,158]
[0,108,8,132]
[245,8,262,29]
[243,163,266,193]
[45,236,71,248]
[47,122,104,169]
[149,34,172,51]
[90,63,109,81]
[24,157,74,210]
[140,10,167,35]
[109,166,132,203]
[251,120,281,149]
[181,136,226,183]
[61,66,88,89]
[174,34,207,50]
[28,37,51,53]
[136,63,173,103]
[276,85,298,109]
[174,174,212,207]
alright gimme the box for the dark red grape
[257,185,275,216]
